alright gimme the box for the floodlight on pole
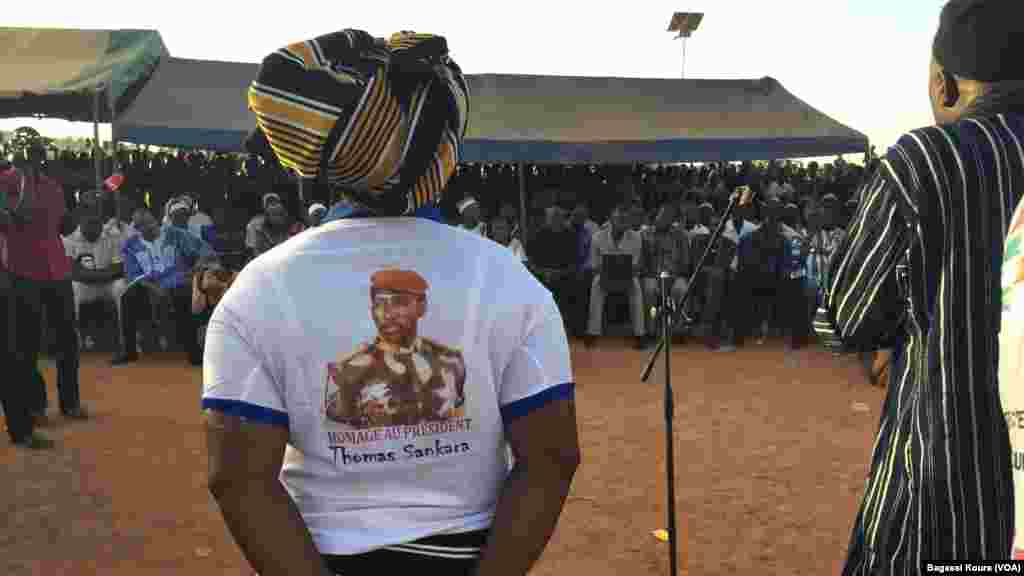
[667,12,703,79]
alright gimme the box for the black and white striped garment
[816,113,1024,573]
[322,529,487,575]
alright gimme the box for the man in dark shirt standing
[529,207,580,334]
[1,133,88,450]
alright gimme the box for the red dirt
[1,337,881,576]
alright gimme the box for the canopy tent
[116,57,867,162]
[463,74,867,162]
[0,28,167,122]
[114,57,257,151]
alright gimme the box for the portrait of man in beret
[325,269,467,428]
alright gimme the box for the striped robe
[818,113,1024,573]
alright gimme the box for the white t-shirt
[63,228,123,270]
[1000,197,1024,559]
[202,217,573,555]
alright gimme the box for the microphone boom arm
[640,191,743,382]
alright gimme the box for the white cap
[167,200,190,216]
[262,193,282,210]
[457,197,478,215]
[308,203,327,216]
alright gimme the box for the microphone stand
[640,191,742,576]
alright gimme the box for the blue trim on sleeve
[500,382,575,421]
[201,398,290,428]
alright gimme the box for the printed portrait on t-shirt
[325,269,467,430]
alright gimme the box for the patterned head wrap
[246,30,470,216]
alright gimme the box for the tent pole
[680,36,688,79]
[93,86,102,193]
[110,93,122,224]
[518,162,528,253]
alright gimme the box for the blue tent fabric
[116,59,868,162]
[460,136,868,164]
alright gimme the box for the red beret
[371,269,428,295]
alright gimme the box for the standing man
[528,207,580,335]
[641,204,690,338]
[815,1,1024,568]
[1,131,87,451]
[706,200,757,352]
[778,204,809,350]
[205,29,578,576]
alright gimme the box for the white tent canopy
[116,57,868,162]
[115,57,256,151]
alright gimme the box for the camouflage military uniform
[326,337,466,428]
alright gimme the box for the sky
[0,0,943,157]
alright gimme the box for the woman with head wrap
[202,30,579,576]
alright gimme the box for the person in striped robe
[814,1,1024,571]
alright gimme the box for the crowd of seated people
[461,158,864,352]
[2,138,866,365]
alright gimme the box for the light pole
[667,12,704,79]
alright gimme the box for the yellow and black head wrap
[246,30,469,216]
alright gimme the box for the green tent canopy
[0,27,167,122]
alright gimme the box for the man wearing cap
[203,29,578,576]
[163,196,191,228]
[245,192,305,259]
[814,0,1024,569]
[457,197,487,236]
[326,270,466,428]
[165,195,216,243]
[307,203,328,228]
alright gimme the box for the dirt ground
[1,336,882,576]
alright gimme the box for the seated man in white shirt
[62,212,129,351]
[585,204,647,349]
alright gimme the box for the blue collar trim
[323,202,444,224]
